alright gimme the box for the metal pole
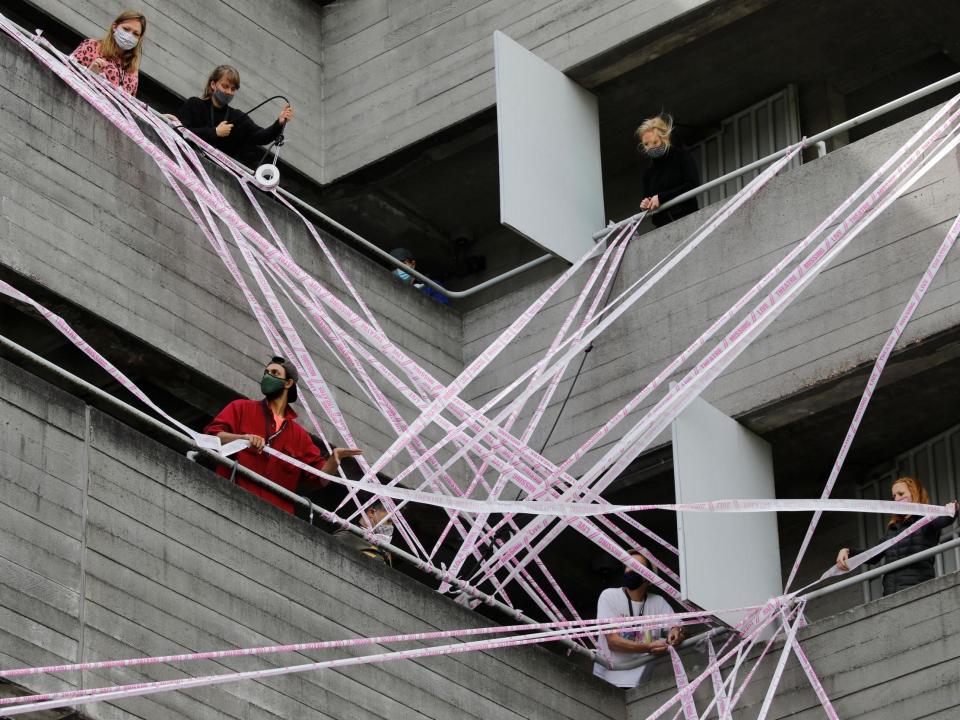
[595,69,960,239]
[0,333,594,660]
[799,535,960,602]
[608,626,731,671]
[277,189,555,299]
[0,13,551,302]
[603,535,960,671]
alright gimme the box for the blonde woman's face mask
[641,131,664,151]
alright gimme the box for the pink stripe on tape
[785,210,960,590]
[789,613,839,720]
[1,612,714,682]
[707,640,732,720]
[755,606,807,720]
[0,616,712,714]
[668,646,698,720]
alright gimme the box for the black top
[850,511,957,596]
[176,96,282,158]
[642,145,701,228]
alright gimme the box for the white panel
[494,31,604,263]
[671,397,782,627]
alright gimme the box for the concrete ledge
[0,355,624,720]
[626,571,960,719]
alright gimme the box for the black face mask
[623,570,648,590]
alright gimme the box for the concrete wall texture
[319,0,716,181]
[3,24,960,479]
[22,0,326,181]
[626,571,960,719]
[0,355,623,720]
[0,28,462,479]
[18,0,723,183]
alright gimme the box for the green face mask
[260,373,286,399]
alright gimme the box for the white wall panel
[672,396,782,626]
[494,31,604,263]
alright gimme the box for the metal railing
[618,534,960,671]
[800,534,960,602]
[273,58,958,294]
[247,68,960,291]
[7,13,960,298]
[0,12,550,302]
[0,333,590,662]
[4,333,959,673]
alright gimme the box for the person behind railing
[637,114,700,228]
[204,355,361,515]
[390,247,423,287]
[335,497,395,565]
[389,247,452,306]
[175,65,293,159]
[836,476,959,596]
[70,10,146,95]
[592,550,684,688]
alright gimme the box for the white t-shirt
[592,587,673,688]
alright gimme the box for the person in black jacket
[836,476,958,596]
[636,115,700,228]
[175,65,293,161]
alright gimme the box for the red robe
[205,399,328,514]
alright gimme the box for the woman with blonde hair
[636,114,700,228]
[836,476,958,596]
[70,10,146,95]
[175,65,293,160]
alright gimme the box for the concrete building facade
[2,0,960,716]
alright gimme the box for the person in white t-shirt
[593,550,684,688]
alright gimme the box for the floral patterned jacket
[70,39,139,95]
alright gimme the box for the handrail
[799,534,960,602]
[275,186,555,299]
[594,68,960,239]
[9,15,960,297]
[618,535,960,671]
[222,143,557,298]
[11,330,958,673]
[0,333,593,661]
[0,12,552,301]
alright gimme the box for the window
[856,424,960,602]
[688,86,801,207]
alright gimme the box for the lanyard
[622,588,645,618]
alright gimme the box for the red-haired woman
[70,10,146,95]
[836,476,958,596]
